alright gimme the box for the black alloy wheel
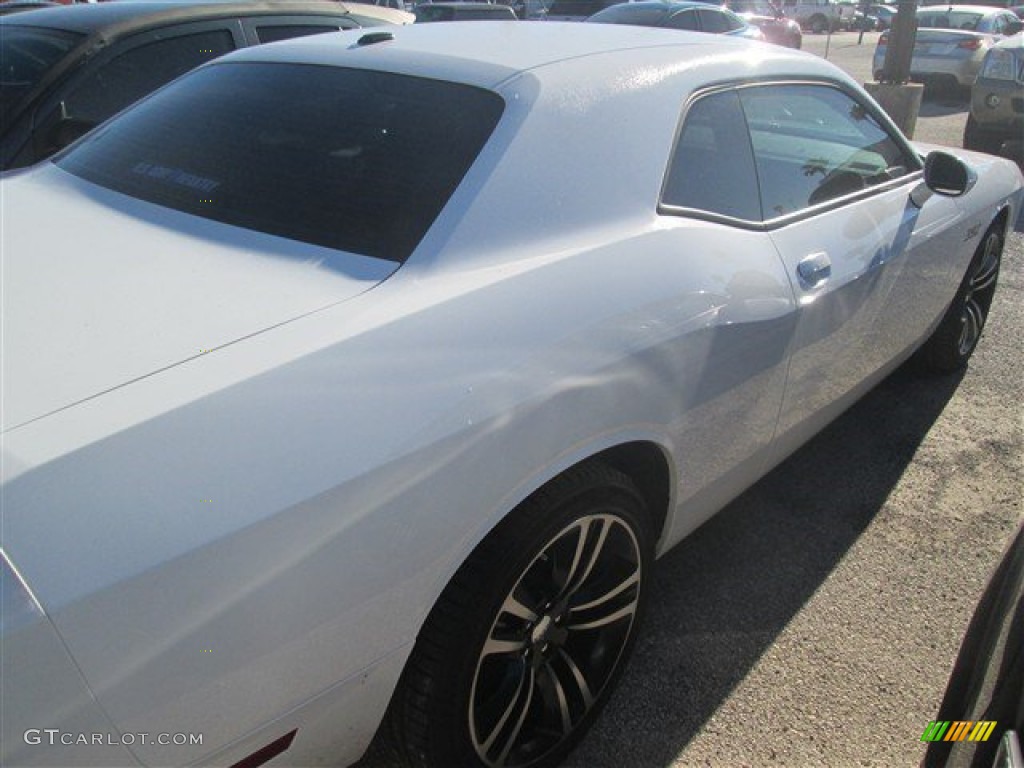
[388,462,654,768]
[920,223,1003,373]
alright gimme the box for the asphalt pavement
[361,31,1024,768]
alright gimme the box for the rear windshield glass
[57,62,505,262]
[916,10,983,29]
[1,25,83,128]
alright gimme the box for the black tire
[919,223,1003,373]
[388,462,654,768]
[809,14,827,33]
[963,114,1002,155]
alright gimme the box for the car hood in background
[1,166,397,431]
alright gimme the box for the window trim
[657,77,925,231]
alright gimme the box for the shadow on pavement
[919,95,968,118]
[562,361,965,767]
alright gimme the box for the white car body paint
[2,22,1022,768]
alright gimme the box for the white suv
[780,0,841,32]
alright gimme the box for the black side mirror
[923,150,975,197]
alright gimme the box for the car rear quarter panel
[1,211,796,767]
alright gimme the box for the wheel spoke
[972,266,997,294]
[493,666,535,767]
[555,649,595,710]
[482,636,527,657]
[559,518,612,600]
[476,663,535,765]
[570,566,640,613]
[971,241,1000,293]
[566,600,637,632]
[501,593,539,623]
[539,663,573,737]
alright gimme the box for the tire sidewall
[411,467,654,768]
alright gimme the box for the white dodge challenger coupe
[1,22,1021,768]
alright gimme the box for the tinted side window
[255,25,343,43]
[667,9,700,29]
[738,84,913,218]
[415,6,456,21]
[63,29,235,126]
[662,90,761,221]
[697,8,730,32]
[0,26,83,126]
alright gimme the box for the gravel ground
[361,31,1023,768]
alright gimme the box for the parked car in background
[2,21,1022,768]
[868,3,896,28]
[0,0,411,170]
[872,5,1022,90]
[587,0,764,39]
[0,0,59,13]
[779,0,840,32]
[964,34,1024,158]
[415,1,518,18]
[725,0,802,47]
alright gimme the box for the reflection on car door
[734,83,960,461]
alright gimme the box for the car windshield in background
[0,26,82,126]
[57,62,504,262]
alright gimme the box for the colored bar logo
[921,721,997,742]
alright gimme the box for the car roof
[916,4,1008,13]
[603,0,738,10]
[221,20,835,89]
[0,0,398,34]
[418,2,514,7]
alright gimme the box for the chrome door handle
[797,252,832,288]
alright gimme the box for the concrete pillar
[864,81,925,138]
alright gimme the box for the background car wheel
[919,223,1003,373]
[809,14,827,33]
[388,462,654,768]
[963,114,1002,155]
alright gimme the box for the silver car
[873,5,1023,89]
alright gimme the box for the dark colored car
[0,0,411,169]
[964,35,1024,161]
[414,1,518,19]
[0,1,60,15]
[586,0,765,39]
[923,523,1023,768]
